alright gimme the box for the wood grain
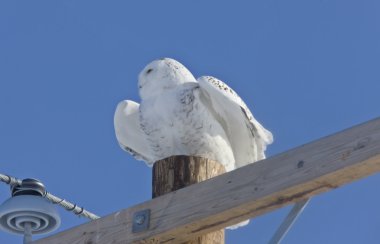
[153,156,226,244]
[33,117,380,244]
[153,156,226,197]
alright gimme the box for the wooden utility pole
[153,155,226,244]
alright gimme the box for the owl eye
[146,68,153,74]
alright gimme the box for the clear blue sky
[1,1,380,243]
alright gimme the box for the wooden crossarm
[34,117,380,244]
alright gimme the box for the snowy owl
[114,58,273,172]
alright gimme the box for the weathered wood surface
[34,117,380,244]
[152,156,226,198]
[153,156,226,244]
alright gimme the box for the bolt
[297,160,304,169]
[134,215,145,225]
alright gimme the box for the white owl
[114,58,273,172]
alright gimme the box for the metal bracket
[132,209,150,233]
[268,198,310,244]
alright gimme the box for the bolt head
[134,215,145,225]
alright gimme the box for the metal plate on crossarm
[132,209,150,233]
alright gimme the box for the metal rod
[268,198,310,244]
[23,222,32,244]
[0,173,100,220]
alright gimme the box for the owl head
[138,58,196,100]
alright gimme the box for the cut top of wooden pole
[153,155,226,244]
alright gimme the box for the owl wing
[114,100,155,165]
[197,76,273,169]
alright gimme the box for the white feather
[114,100,154,165]
[198,76,273,168]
